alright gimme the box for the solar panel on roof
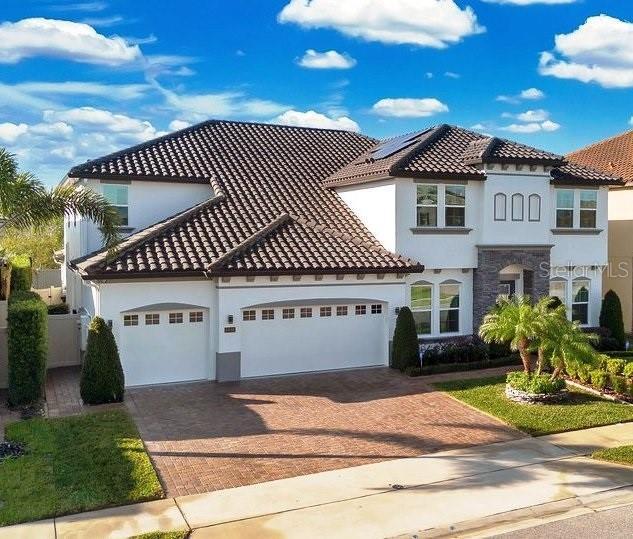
[370,130,427,160]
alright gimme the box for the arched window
[410,280,432,335]
[572,278,590,325]
[528,194,541,222]
[494,193,506,221]
[511,194,524,221]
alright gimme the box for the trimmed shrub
[577,365,591,384]
[404,365,422,377]
[599,290,626,350]
[9,256,31,293]
[420,356,521,376]
[421,338,489,366]
[547,296,564,310]
[7,291,48,406]
[47,303,69,315]
[488,340,512,359]
[606,358,626,376]
[591,370,608,390]
[506,372,565,394]
[80,316,125,405]
[624,362,633,380]
[611,375,628,395]
[391,307,420,372]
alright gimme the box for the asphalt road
[494,505,633,538]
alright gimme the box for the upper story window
[102,184,129,226]
[416,185,438,227]
[511,194,524,221]
[579,190,597,228]
[528,194,541,222]
[445,185,465,227]
[494,193,506,221]
[555,189,574,228]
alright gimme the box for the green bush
[600,290,626,350]
[391,307,420,372]
[506,372,566,394]
[611,375,628,395]
[422,339,489,366]
[420,356,521,375]
[577,365,591,384]
[9,255,32,293]
[80,316,125,405]
[7,291,48,406]
[47,303,69,315]
[624,362,633,380]
[606,358,626,376]
[404,365,422,377]
[566,362,578,380]
[591,370,608,390]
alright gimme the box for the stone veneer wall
[472,246,551,329]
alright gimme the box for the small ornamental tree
[80,316,125,405]
[599,290,625,350]
[391,306,420,371]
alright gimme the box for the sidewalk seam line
[173,497,193,532]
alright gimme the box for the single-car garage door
[118,303,210,386]
[240,300,388,378]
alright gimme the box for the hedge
[7,290,48,406]
[599,290,626,350]
[391,307,420,371]
[9,255,32,293]
[419,355,521,376]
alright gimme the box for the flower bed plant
[566,355,633,402]
[505,372,567,403]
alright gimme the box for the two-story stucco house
[62,121,621,386]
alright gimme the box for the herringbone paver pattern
[126,368,524,497]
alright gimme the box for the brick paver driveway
[125,368,523,497]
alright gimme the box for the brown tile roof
[70,120,422,279]
[324,124,621,188]
[567,130,633,186]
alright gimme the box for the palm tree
[479,295,541,373]
[0,148,120,248]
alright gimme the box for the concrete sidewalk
[2,422,633,539]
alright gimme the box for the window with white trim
[282,308,295,319]
[243,310,256,321]
[355,305,367,315]
[494,193,506,221]
[102,184,129,226]
[169,312,183,324]
[371,304,382,314]
[336,306,348,316]
[262,309,275,320]
[416,184,437,227]
[439,283,460,333]
[411,281,432,335]
[189,311,203,323]
[511,194,524,221]
[145,313,159,325]
[123,314,138,326]
[549,280,567,306]
[579,190,597,228]
[445,185,465,226]
[300,307,312,318]
[320,306,332,317]
[528,194,541,222]
[556,190,574,228]
[572,280,590,325]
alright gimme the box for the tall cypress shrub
[391,306,420,371]
[599,290,626,350]
[80,316,125,404]
[7,291,48,406]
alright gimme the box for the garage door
[118,305,209,386]
[241,300,388,378]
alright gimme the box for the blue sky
[1,0,632,185]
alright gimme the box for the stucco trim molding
[551,228,603,235]
[411,227,473,235]
[476,244,554,251]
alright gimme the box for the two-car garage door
[240,300,388,378]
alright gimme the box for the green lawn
[593,445,633,467]
[0,410,163,526]
[434,376,633,436]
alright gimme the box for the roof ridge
[567,128,633,158]
[389,124,450,175]
[205,213,292,273]
[73,192,226,273]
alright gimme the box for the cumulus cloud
[278,0,484,48]
[0,122,29,143]
[496,87,545,104]
[298,49,356,69]
[371,98,449,118]
[0,18,141,66]
[503,109,550,122]
[539,15,633,88]
[168,119,191,131]
[501,120,560,133]
[274,110,360,132]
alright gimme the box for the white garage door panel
[120,310,209,386]
[241,309,387,378]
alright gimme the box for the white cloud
[496,87,545,104]
[516,109,550,122]
[298,49,356,69]
[43,107,159,142]
[539,15,633,88]
[30,121,74,137]
[0,18,141,66]
[274,110,360,132]
[444,71,460,79]
[278,0,484,49]
[14,81,150,100]
[501,120,560,133]
[371,98,449,118]
[168,119,191,131]
[482,0,576,5]
[50,2,108,12]
[0,122,28,143]
[425,72,434,79]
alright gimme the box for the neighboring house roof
[324,124,622,188]
[70,120,422,279]
[567,129,633,187]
